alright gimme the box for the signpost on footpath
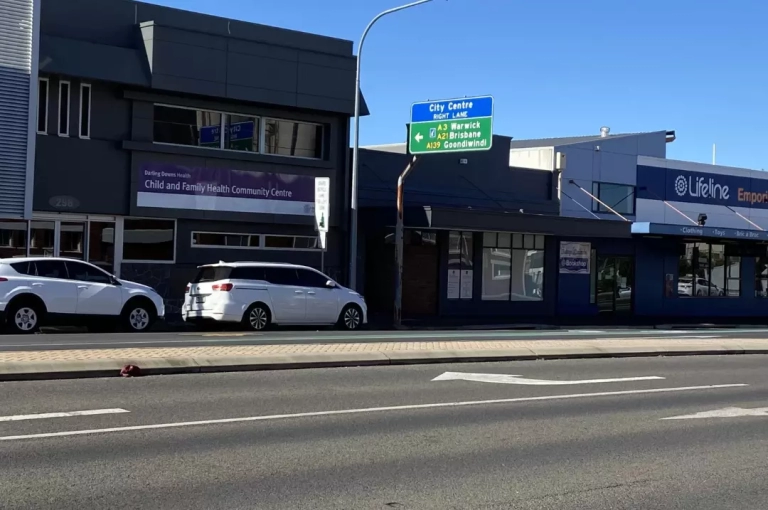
[394,96,494,327]
[315,177,330,273]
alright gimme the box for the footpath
[2,336,768,380]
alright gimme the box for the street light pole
[349,0,433,290]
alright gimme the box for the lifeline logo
[674,175,730,200]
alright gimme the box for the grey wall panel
[34,136,130,215]
[151,25,227,51]
[229,39,298,61]
[226,53,297,92]
[297,63,354,100]
[151,74,226,98]
[90,83,131,142]
[298,51,355,71]
[152,40,227,83]
[40,0,137,48]
[226,84,298,109]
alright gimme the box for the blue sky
[150,0,767,170]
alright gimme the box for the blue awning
[632,222,768,241]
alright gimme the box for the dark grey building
[1,0,364,315]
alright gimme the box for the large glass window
[678,242,739,297]
[153,105,222,148]
[88,222,115,274]
[0,221,28,258]
[123,219,175,262]
[29,221,54,257]
[756,255,768,297]
[60,222,85,260]
[591,182,635,215]
[481,232,545,301]
[264,118,323,159]
[225,115,259,152]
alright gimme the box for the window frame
[481,232,546,302]
[79,83,92,139]
[151,104,325,160]
[262,117,325,161]
[37,77,49,134]
[678,242,740,298]
[58,80,71,137]
[591,181,636,215]
[121,217,177,264]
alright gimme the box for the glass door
[596,256,634,313]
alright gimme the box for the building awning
[362,206,632,238]
[632,222,768,241]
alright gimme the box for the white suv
[0,257,165,333]
[182,262,367,331]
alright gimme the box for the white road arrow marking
[432,372,664,386]
[662,407,768,420]
[414,132,423,142]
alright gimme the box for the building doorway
[595,256,634,313]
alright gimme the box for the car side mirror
[111,277,121,286]
[326,280,336,288]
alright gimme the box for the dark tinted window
[33,260,68,279]
[10,262,32,275]
[123,219,175,262]
[229,267,266,281]
[194,267,233,283]
[263,267,299,286]
[296,269,330,288]
[65,261,111,283]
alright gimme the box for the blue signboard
[199,121,255,146]
[637,165,768,210]
[632,222,768,241]
[410,96,494,123]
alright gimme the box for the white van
[182,262,367,330]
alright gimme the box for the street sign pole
[394,155,419,328]
[394,96,494,327]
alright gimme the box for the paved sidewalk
[2,336,768,380]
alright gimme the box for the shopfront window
[29,221,55,257]
[678,242,740,297]
[122,219,175,262]
[481,232,545,301]
[0,221,28,258]
[756,255,768,297]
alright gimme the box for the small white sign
[447,270,460,299]
[460,269,473,299]
[314,177,330,234]
[559,241,591,274]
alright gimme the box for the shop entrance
[595,256,634,313]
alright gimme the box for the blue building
[359,127,768,324]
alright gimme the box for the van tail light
[212,283,233,292]
[185,285,190,294]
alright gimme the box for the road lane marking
[433,372,665,385]
[0,384,747,442]
[0,409,129,423]
[662,406,768,420]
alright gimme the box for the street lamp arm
[349,0,433,291]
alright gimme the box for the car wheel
[122,301,156,332]
[338,304,363,331]
[7,302,42,334]
[243,303,271,331]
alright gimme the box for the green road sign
[408,96,494,155]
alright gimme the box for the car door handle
[77,285,88,289]
[294,290,303,294]
[307,291,316,295]
[32,283,44,287]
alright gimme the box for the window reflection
[481,232,544,301]
[153,105,222,148]
[264,119,323,159]
[29,221,54,257]
[0,221,28,258]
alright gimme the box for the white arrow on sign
[414,132,423,142]
[661,407,768,420]
[432,372,665,386]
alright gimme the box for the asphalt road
[1,355,768,509]
[2,326,768,351]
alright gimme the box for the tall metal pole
[394,155,419,327]
[349,0,433,291]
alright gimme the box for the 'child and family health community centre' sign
[137,163,315,216]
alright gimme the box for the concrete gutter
[2,342,768,381]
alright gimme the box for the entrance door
[596,256,634,313]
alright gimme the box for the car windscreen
[193,266,233,283]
